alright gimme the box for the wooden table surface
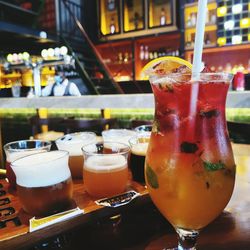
[0,143,249,250]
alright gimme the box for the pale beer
[84,155,128,198]
[82,142,130,198]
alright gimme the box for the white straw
[192,0,208,79]
[188,0,208,140]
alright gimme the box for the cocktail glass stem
[176,228,199,250]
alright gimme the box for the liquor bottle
[205,34,211,45]
[118,53,123,63]
[139,45,144,60]
[210,12,216,24]
[160,8,166,26]
[206,9,209,24]
[134,12,140,30]
[191,13,196,27]
[186,15,192,28]
[110,17,116,34]
[233,72,245,91]
[144,46,149,60]
[124,52,129,63]
[247,59,250,73]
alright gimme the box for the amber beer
[56,132,96,179]
[82,142,130,198]
[11,151,73,217]
[84,155,128,198]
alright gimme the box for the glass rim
[102,129,136,137]
[55,131,97,144]
[149,72,234,82]
[134,124,153,132]
[129,133,151,146]
[81,141,130,156]
[4,139,52,152]
[11,150,69,168]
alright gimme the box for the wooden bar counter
[0,143,249,250]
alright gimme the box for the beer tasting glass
[145,73,236,249]
[55,132,96,179]
[102,129,136,146]
[11,150,73,217]
[4,140,52,189]
[129,132,150,183]
[82,142,130,198]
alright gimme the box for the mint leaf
[146,164,159,189]
[203,161,225,171]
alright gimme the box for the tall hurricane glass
[145,73,235,249]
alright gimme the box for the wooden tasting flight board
[0,177,149,250]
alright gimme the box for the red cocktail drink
[146,73,235,230]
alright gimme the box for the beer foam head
[131,143,148,156]
[84,155,127,173]
[82,142,130,155]
[102,129,136,146]
[56,132,96,156]
[6,149,48,163]
[104,142,130,151]
[11,151,71,188]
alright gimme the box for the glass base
[176,228,199,250]
[163,247,196,250]
[163,228,199,250]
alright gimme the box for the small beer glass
[4,140,52,189]
[82,142,130,198]
[102,129,136,146]
[129,132,150,183]
[55,132,96,179]
[11,150,73,217]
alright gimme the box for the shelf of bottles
[184,0,217,50]
[148,0,173,28]
[217,0,250,47]
[98,0,177,40]
[139,46,179,62]
[135,33,181,80]
[99,0,120,36]
[97,41,134,82]
[123,0,145,32]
